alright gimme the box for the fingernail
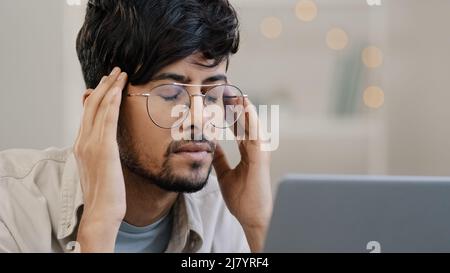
[117,72,127,81]
[110,67,120,76]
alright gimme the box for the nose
[191,94,204,140]
[185,89,206,141]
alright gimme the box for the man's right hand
[73,67,128,252]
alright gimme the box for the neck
[122,165,178,227]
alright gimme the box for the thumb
[212,144,231,179]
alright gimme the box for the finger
[233,101,246,141]
[84,67,121,122]
[81,67,122,133]
[244,97,259,141]
[82,89,94,107]
[232,98,260,164]
[230,98,246,141]
[78,89,94,137]
[95,72,128,136]
[233,97,258,142]
[212,144,232,179]
[102,84,124,138]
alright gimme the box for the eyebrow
[151,73,228,84]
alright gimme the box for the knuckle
[104,75,117,85]
[74,141,94,159]
[83,95,93,107]
[73,143,84,158]
[98,77,107,86]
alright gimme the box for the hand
[212,98,273,252]
[73,67,128,252]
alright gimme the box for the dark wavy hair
[76,0,240,89]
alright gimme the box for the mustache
[166,138,216,156]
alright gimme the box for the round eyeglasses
[127,83,247,129]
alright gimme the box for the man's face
[118,53,228,193]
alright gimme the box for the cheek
[121,99,174,165]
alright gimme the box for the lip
[173,151,210,161]
[173,143,213,154]
[172,143,213,161]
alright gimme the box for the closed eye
[205,95,218,103]
[160,93,180,101]
[158,88,183,101]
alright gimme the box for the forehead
[157,53,228,77]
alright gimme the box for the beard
[117,123,215,193]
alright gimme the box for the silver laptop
[264,174,450,253]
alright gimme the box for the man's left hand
[213,98,273,253]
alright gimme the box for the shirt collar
[165,194,204,252]
[56,151,204,252]
[57,152,83,240]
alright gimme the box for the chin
[170,161,212,181]
[156,163,213,193]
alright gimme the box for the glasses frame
[127,82,248,129]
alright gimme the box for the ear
[82,89,94,106]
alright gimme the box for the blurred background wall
[1,0,450,189]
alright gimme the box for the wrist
[241,220,270,237]
[241,223,269,253]
[76,216,122,253]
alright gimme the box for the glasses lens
[147,85,190,129]
[205,85,244,129]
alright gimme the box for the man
[0,0,272,253]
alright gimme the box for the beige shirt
[0,147,250,253]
